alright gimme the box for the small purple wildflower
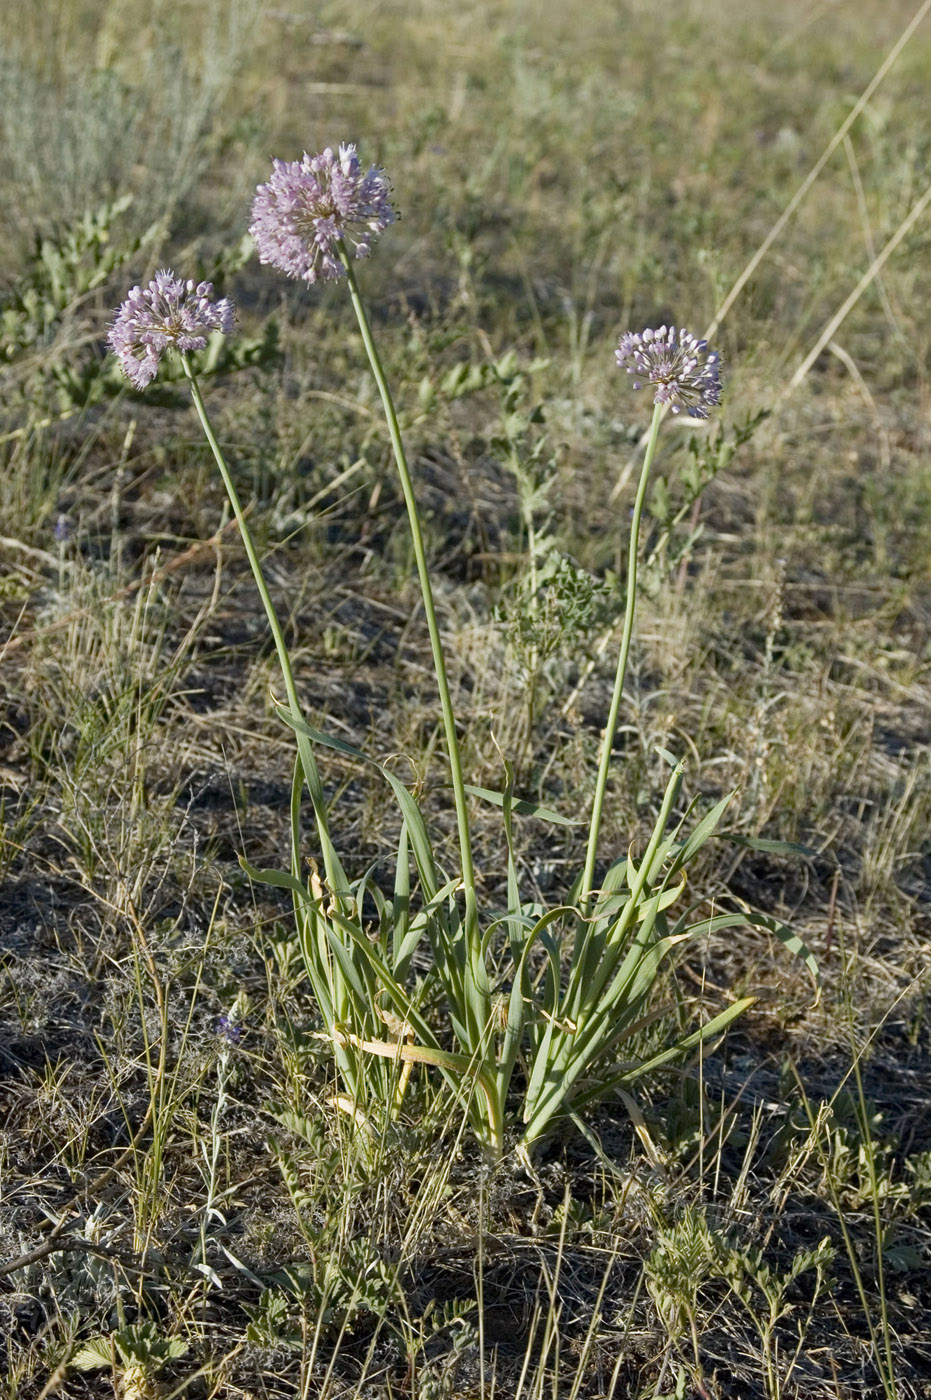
[249,144,394,284]
[108,270,235,390]
[215,1013,243,1046]
[54,514,72,543]
[615,325,722,419]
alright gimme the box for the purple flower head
[249,144,394,284]
[615,325,722,419]
[108,270,235,390]
[215,1013,243,1046]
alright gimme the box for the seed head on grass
[249,144,394,283]
[108,270,235,389]
[616,325,722,418]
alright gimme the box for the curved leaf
[276,706,442,899]
[719,832,815,857]
[464,783,579,826]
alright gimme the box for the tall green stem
[181,354,342,891]
[581,401,664,904]
[183,357,300,713]
[337,248,477,918]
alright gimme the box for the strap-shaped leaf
[392,822,411,971]
[323,922,503,1142]
[287,723,348,898]
[741,910,821,989]
[331,1025,501,1143]
[524,1008,558,1118]
[496,974,527,1097]
[394,875,463,973]
[524,981,753,1143]
[566,865,686,1024]
[655,745,681,768]
[277,706,441,900]
[666,906,820,990]
[597,856,631,900]
[718,832,814,857]
[494,895,565,1103]
[464,783,579,825]
[617,995,757,1081]
[665,790,735,875]
[569,996,757,1109]
[319,913,374,1007]
[533,922,693,1128]
[239,855,310,900]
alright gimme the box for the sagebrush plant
[108,142,816,1160]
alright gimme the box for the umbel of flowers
[249,143,394,283]
[108,270,235,389]
[107,144,813,1159]
[615,324,722,418]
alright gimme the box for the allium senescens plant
[110,144,816,1159]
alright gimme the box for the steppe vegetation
[2,1,931,1396]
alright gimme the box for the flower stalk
[582,325,723,902]
[581,399,664,905]
[337,244,477,923]
[180,354,344,896]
